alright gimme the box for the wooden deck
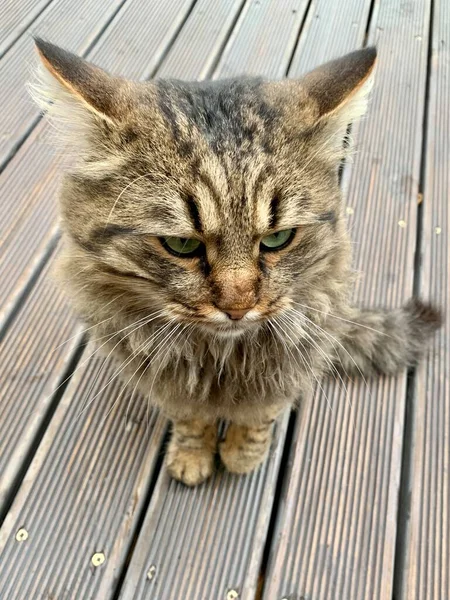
[0,0,448,598]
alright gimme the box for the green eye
[260,228,295,251]
[161,236,203,257]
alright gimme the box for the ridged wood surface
[400,1,450,598]
[0,0,54,58]
[0,256,82,516]
[264,0,432,598]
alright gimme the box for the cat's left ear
[300,46,377,126]
[272,47,377,155]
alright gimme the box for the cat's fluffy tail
[331,298,442,378]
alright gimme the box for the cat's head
[32,39,376,338]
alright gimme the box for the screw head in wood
[91,552,105,567]
[15,528,29,542]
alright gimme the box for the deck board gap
[0,336,87,526]
[284,0,315,75]
[392,0,436,596]
[143,0,199,81]
[257,409,298,599]
[0,0,55,60]
[0,231,59,340]
[111,427,170,600]
[200,0,248,80]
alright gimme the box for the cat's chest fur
[115,323,322,420]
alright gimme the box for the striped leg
[166,419,218,486]
[220,405,284,475]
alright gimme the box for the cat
[31,38,441,486]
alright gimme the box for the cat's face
[32,40,376,337]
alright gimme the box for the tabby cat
[32,39,441,486]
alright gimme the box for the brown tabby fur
[32,40,441,485]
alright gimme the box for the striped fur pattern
[32,40,442,485]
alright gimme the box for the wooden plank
[399,1,450,597]
[0,350,167,600]
[0,255,82,516]
[157,0,246,79]
[0,0,195,333]
[0,2,255,597]
[214,0,309,79]
[0,0,128,168]
[118,3,374,599]
[263,0,433,598]
[120,416,289,600]
[0,0,54,58]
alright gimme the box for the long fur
[31,43,442,482]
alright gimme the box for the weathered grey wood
[118,2,375,598]
[0,350,167,600]
[157,0,246,80]
[0,0,54,58]
[0,257,82,517]
[214,0,309,79]
[120,416,289,600]
[399,1,450,597]
[264,0,433,598]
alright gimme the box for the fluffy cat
[31,39,441,486]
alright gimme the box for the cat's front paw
[167,445,214,486]
[220,423,272,475]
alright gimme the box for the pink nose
[224,307,252,320]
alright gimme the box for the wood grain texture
[264,0,433,598]
[0,350,167,600]
[399,1,450,597]
[0,0,54,58]
[214,0,310,79]
[0,255,82,517]
[120,416,289,600]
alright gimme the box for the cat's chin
[199,321,259,339]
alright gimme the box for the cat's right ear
[30,38,135,155]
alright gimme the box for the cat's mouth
[176,307,280,338]
[168,299,286,337]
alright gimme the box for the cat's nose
[224,307,252,320]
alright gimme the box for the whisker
[275,314,333,412]
[145,323,189,432]
[291,301,392,338]
[104,172,154,230]
[77,311,166,413]
[51,293,129,352]
[290,307,371,398]
[102,320,179,425]
[285,311,356,432]
[74,314,170,420]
